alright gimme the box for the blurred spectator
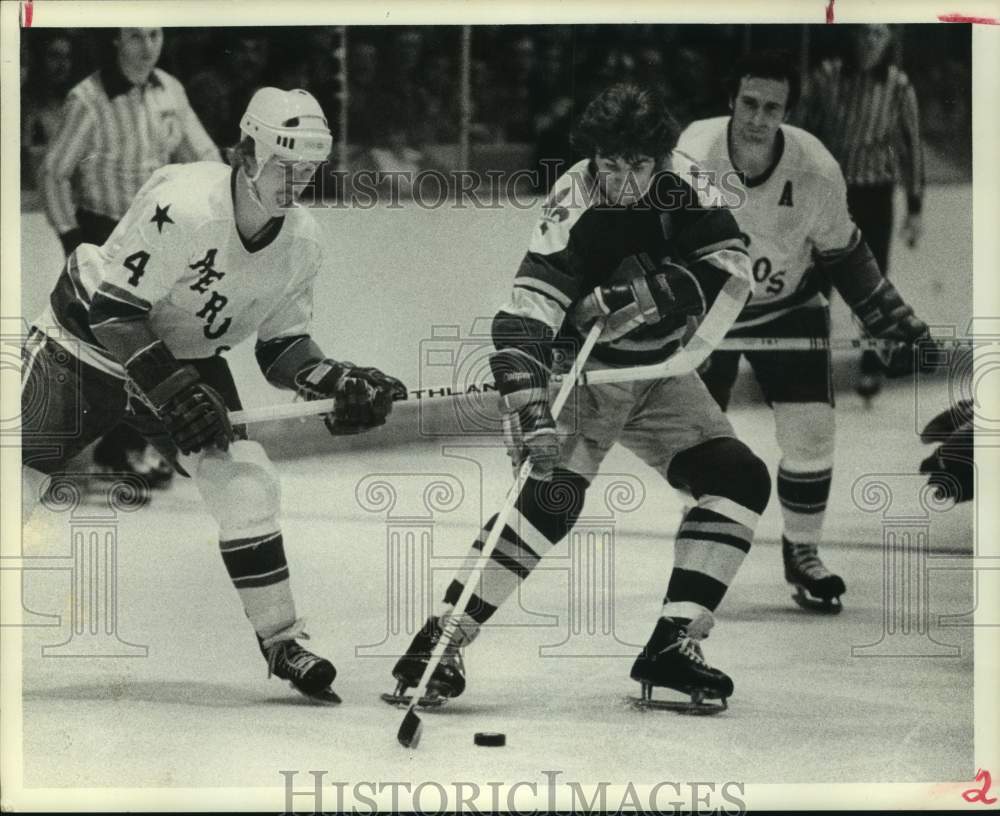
[304,28,344,127]
[532,41,575,187]
[500,36,538,141]
[468,58,505,143]
[38,27,219,491]
[635,45,668,96]
[421,52,459,142]
[22,32,77,188]
[188,29,270,147]
[664,46,718,124]
[798,24,925,399]
[347,42,386,147]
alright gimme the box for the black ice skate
[259,620,340,705]
[382,616,466,709]
[783,537,846,614]
[630,614,731,715]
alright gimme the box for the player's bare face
[594,155,656,206]
[116,28,163,81]
[856,24,892,71]
[249,158,320,217]
[731,77,789,148]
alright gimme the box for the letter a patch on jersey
[778,180,794,207]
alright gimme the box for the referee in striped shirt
[39,27,220,487]
[799,24,925,398]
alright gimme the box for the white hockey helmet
[239,87,333,169]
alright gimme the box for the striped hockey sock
[440,471,588,639]
[441,507,559,638]
[777,462,833,546]
[219,531,297,640]
[662,496,760,621]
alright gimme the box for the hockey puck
[474,732,506,747]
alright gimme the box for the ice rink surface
[15,185,977,790]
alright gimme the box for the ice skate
[783,537,846,614]
[382,616,466,709]
[629,614,731,715]
[259,620,340,705]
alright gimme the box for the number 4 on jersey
[124,250,151,287]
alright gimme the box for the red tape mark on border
[938,12,999,23]
[21,0,33,27]
[826,0,835,22]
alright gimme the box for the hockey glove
[125,341,233,455]
[847,278,939,377]
[919,400,974,503]
[573,254,706,343]
[294,359,407,435]
[490,347,559,480]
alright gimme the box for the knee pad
[196,440,281,539]
[516,467,589,543]
[774,403,835,468]
[673,437,771,515]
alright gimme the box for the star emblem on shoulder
[150,203,174,233]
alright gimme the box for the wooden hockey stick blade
[397,708,423,748]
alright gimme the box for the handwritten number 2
[962,768,997,804]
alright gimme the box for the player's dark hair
[725,50,801,112]
[570,83,680,161]
[229,135,256,171]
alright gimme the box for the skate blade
[380,691,447,709]
[630,684,727,716]
[299,686,342,705]
[791,586,843,615]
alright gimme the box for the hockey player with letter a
[21,88,406,704]
[679,51,939,614]
[385,83,770,714]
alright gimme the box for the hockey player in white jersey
[21,88,406,702]
[677,51,936,613]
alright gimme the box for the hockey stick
[395,320,606,749]
[229,335,968,427]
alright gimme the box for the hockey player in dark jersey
[21,88,406,703]
[386,84,769,712]
[679,51,937,613]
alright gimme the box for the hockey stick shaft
[230,336,969,426]
[395,320,606,748]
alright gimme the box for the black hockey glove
[919,400,974,503]
[126,341,233,455]
[490,347,559,480]
[294,359,407,435]
[573,254,706,342]
[851,278,936,378]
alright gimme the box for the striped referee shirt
[800,59,925,213]
[40,63,219,235]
